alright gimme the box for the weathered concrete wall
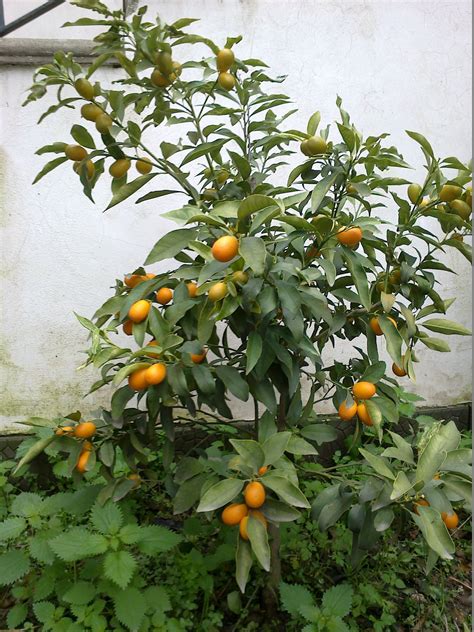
[0,0,472,432]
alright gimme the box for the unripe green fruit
[408,183,422,204]
[81,103,102,122]
[109,159,131,179]
[306,135,327,155]
[202,188,218,201]
[231,270,248,285]
[439,184,463,202]
[95,113,113,134]
[157,51,174,75]
[300,140,312,157]
[449,199,472,220]
[74,78,95,100]
[216,169,229,184]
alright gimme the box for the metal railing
[0,0,134,38]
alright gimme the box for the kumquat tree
[8,0,472,626]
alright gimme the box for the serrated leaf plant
[15,0,472,604]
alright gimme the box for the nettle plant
[18,0,472,597]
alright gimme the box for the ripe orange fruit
[128,367,149,391]
[336,226,363,247]
[65,144,87,161]
[244,481,266,508]
[144,363,167,385]
[221,503,248,526]
[73,421,96,439]
[239,511,268,540]
[74,78,95,100]
[211,235,239,262]
[124,274,144,288]
[73,159,95,179]
[306,135,328,155]
[232,270,249,285]
[146,340,161,358]
[338,400,357,421]
[352,381,376,400]
[75,449,91,473]
[109,159,131,179]
[216,48,235,72]
[156,287,173,305]
[191,349,207,364]
[123,320,134,336]
[392,362,407,377]
[95,113,113,134]
[128,300,151,323]
[81,103,102,121]
[145,273,156,280]
[187,282,198,297]
[258,466,268,476]
[55,425,74,436]
[357,402,373,426]
[136,157,152,174]
[369,316,397,336]
[208,281,228,302]
[413,498,430,514]
[442,511,459,529]
[218,72,236,91]
[439,184,462,202]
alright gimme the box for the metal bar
[0,0,66,38]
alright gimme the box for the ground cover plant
[2,0,472,628]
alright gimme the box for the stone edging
[0,38,116,66]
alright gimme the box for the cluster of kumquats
[54,420,97,473]
[413,497,460,530]
[221,469,269,540]
[337,380,377,426]
[63,47,238,183]
[122,234,243,391]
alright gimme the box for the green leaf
[311,172,339,212]
[33,601,55,624]
[286,435,318,456]
[246,331,263,374]
[280,582,315,616]
[416,421,460,485]
[322,584,353,618]
[113,586,147,631]
[247,513,271,571]
[390,471,415,500]
[360,361,386,383]
[197,478,244,512]
[412,506,455,559]
[337,123,356,151]
[11,492,44,517]
[230,439,265,472]
[262,432,292,464]
[341,249,371,310]
[49,528,108,561]
[191,364,215,395]
[91,501,123,535]
[144,228,197,265]
[106,174,157,210]
[261,498,301,522]
[421,318,471,336]
[359,449,395,480]
[104,550,137,589]
[215,366,249,400]
[32,156,68,184]
[173,474,207,514]
[262,473,310,508]
[181,139,228,166]
[307,111,321,136]
[136,525,182,554]
[71,124,96,149]
[374,507,395,532]
[238,194,279,224]
[7,603,28,629]
[63,581,96,605]
[419,336,451,352]
[300,424,338,445]
[406,130,434,158]
[239,236,267,275]
[0,517,27,541]
[382,431,415,464]
[378,315,403,367]
[235,538,253,593]
[0,550,30,586]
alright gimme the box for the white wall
[0,0,472,431]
